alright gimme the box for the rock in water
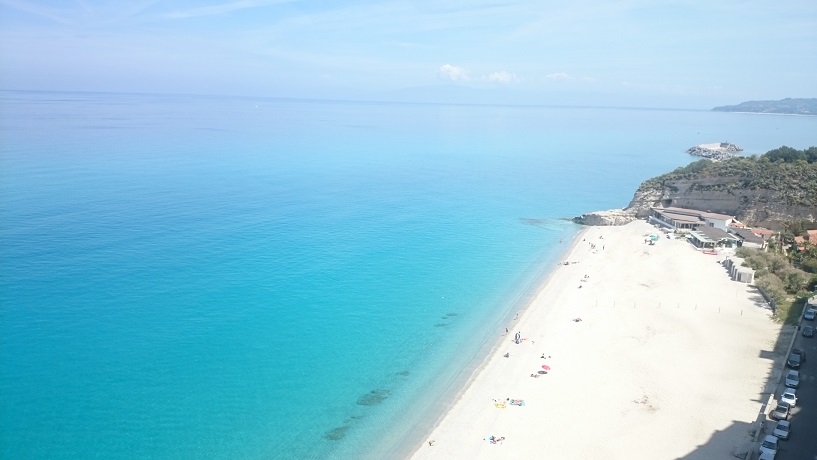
[572,209,637,226]
[686,142,742,160]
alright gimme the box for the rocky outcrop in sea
[572,209,637,226]
[686,142,742,160]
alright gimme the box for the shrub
[756,274,787,305]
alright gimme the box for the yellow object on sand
[494,403,506,409]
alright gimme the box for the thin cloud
[438,64,469,81]
[0,0,73,24]
[545,72,573,81]
[161,0,295,20]
[485,70,518,83]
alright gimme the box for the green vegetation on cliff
[640,146,817,209]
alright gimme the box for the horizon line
[0,87,714,112]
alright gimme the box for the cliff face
[626,176,817,225]
[573,149,817,227]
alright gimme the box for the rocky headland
[573,146,817,227]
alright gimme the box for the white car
[758,451,776,460]
[771,402,790,420]
[759,434,779,457]
[781,387,797,407]
[805,308,816,320]
[785,369,800,388]
[773,419,790,440]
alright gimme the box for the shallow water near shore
[1,91,815,459]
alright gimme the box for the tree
[806,147,817,163]
[766,146,808,163]
[768,254,789,273]
[742,254,767,270]
[780,268,810,292]
[800,257,817,273]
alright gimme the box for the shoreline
[382,226,590,460]
[407,219,782,459]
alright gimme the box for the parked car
[760,434,779,457]
[773,419,790,440]
[782,387,797,407]
[805,308,816,320]
[785,370,800,388]
[803,325,815,338]
[787,353,802,369]
[792,347,807,363]
[758,451,776,460]
[771,402,790,420]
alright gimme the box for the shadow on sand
[677,294,812,460]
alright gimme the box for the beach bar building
[688,225,740,249]
[649,207,735,231]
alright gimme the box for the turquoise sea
[1,91,815,459]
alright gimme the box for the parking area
[759,300,817,459]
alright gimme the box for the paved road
[774,322,817,459]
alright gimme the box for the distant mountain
[367,84,569,106]
[370,85,519,105]
[712,98,817,115]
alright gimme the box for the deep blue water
[1,91,815,459]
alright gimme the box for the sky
[1,0,816,108]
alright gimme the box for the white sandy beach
[410,219,783,460]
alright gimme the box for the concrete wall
[722,257,754,284]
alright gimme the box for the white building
[650,207,736,231]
